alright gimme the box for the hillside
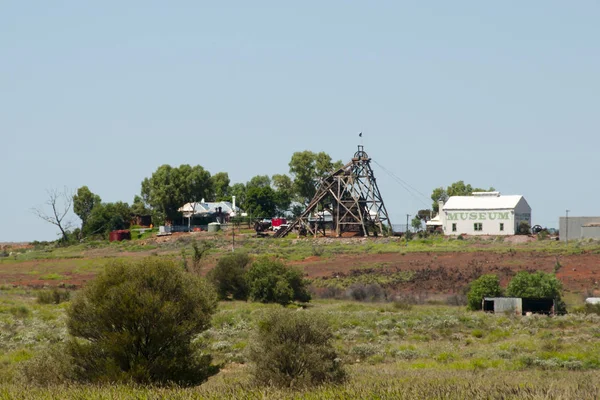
[2,233,599,301]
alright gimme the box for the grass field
[2,235,600,398]
[2,285,600,398]
[4,233,600,266]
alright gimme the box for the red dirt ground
[292,251,600,294]
[2,250,600,295]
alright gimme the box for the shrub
[517,221,531,235]
[507,271,566,314]
[9,305,30,319]
[207,252,251,300]
[67,257,218,386]
[312,285,343,299]
[347,283,385,302]
[247,258,311,305]
[311,245,324,257]
[537,230,549,240]
[554,259,562,274]
[506,271,561,298]
[248,309,346,388]
[583,303,600,315]
[17,343,75,385]
[467,274,502,311]
[472,329,485,338]
[392,300,413,311]
[446,294,467,307]
[37,288,71,304]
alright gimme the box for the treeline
[65,150,342,240]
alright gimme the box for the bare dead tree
[31,187,74,243]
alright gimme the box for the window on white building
[500,223,504,231]
[474,223,483,231]
[452,223,457,232]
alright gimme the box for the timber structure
[274,145,392,238]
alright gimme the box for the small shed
[483,297,555,315]
[483,297,522,314]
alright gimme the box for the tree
[141,164,212,222]
[247,258,311,305]
[415,209,433,222]
[506,271,562,299]
[67,258,218,386]
[507,271,566,314]
[84,202,132,238]
[245,186,277,218]
[32,187,74,243]
[229,183,247,210]
[248,309,346,388]
[289,151,343,204]
[467,274,502,311]
[247,175,271,189]
[211,172,230,201]
[131,195,150,217]
[73,186,102,236]
[411,216,423,232]
[431,181,495,212]
[207,252,251,300]
[272,174,294,215]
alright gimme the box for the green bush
[67,257,218,386]
[507,271,566,314]
[9,306,30,319]
[517,221,531,235]
[574,303,600,315]
[207,252,251,300]
[248,309,346,388]
[247,258,311,305]
[466,274,502,311]
[506,271,561,298]
[36,288,71,304]
[347,283,385,302]
[17,344,75,385]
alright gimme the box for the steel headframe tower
[275,145,392,238]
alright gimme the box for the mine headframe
[275,145,392,238]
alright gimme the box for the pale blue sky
[1,2,598,242]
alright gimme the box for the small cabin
[483,297,555,315]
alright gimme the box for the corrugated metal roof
[443,194,524,210]
[179,201,241,216]
[425,215,441,226]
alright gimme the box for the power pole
[565,209,570,245]
[406,214,410,246]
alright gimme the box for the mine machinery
[274,145,392,238]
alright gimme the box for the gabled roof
[178,201,242,216]
[442,192,525,211]
[426,214,442,226]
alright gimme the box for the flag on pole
[359,132,362,137]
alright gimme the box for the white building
[437,192,531,236]
[178,196,244,221]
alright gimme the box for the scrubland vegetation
[3,283,600,398]
[2,235,600,398]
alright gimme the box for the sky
[1,1,599,242]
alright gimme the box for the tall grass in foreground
[1,368,600,399]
